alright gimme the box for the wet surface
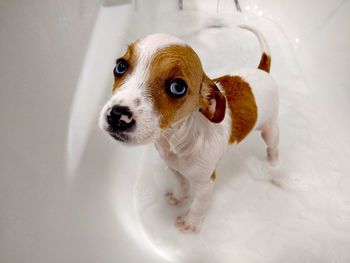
[1,0,349,262]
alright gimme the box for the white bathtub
[1,0,350,262]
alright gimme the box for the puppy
[99,25,279,233]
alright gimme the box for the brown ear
[199,75,226,123]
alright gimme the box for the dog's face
[99,34,226,144]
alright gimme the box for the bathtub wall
[0,1,99,262]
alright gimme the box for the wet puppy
[99,25,279,233]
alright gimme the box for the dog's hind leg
[166,168,190,207]
[261,116,279,166]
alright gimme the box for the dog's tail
[239,25,271,73]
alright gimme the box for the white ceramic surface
[1,0,350,262]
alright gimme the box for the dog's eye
[114,59,128,76]
[166,79,187,98]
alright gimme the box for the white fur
[155,110,233,233]
[155,111,231,180]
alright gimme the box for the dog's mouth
[108,131,130,143]
[106,128,158,145]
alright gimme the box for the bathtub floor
[68,1,350,262]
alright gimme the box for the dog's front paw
[175,215,201,233]
[165,191,187,207]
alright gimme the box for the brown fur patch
[210,171,216,181]
[147,45,204,129]
[258,52,271,73]
[112,43,138,93]
[214,76,257,143]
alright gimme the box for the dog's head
[99,33,226,144]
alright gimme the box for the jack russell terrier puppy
[99,25,279,233]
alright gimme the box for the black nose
[107,105,135,132]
